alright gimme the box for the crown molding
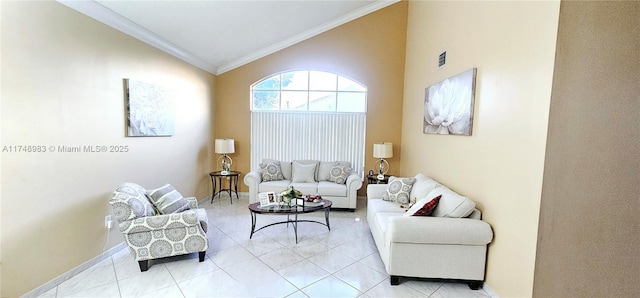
[215,0,401,75]
[56,0,400,76]
[56,0,218,74]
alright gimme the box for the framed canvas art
[125,78,175,137]
[423,68,477,136]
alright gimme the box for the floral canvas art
[423,68,477,135]
[125,78,174,137]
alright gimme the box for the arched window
[250,70,367,177]
[251,70,367,112]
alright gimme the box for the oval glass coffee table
[248,199,332,243]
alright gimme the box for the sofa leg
[199,251,206,262]
[468,281,483,290]
[138,260,149,272]
[390,276,400,285]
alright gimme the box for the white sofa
[367,173,493,289]
[244,159,363,210]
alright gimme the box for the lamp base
[377,173,385,180]
[221,170,230,175]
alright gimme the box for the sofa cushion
[368,198,407,215]
[404,195,441,216]
[429,187,476,218]
[292,162,317,183]
[259,180,292,193]
[259,160,286,181]
[146,184,191,215]
[292,159,320,181]
[374,212,403,235]
[382,177,417,204]
[409,174,441,202]
[329,164,352,184]
[317,181,346,196]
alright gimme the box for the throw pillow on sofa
[428,187,476,218]
[329,164,352,184]
[146,184,190,214]
[404,195,441,216]
[382,177,417,204]
[292,162,317,183]
[260,161,285,181]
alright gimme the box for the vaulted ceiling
[58,0,400,75]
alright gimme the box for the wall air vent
[438,51,446,68]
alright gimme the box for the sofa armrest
[367,184,388,200]
[388,216,493,245]
[119,209,202,233]
[243,171,263,203]
[345,173,363,192]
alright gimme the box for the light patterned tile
[430,282,490,298]
[259,247,306,271]
[333,262,388,292]
[307,249,357,273]
[163,256,219,283]
[58,281,120,298]
[240,232,285,256]
[118,264,176,298]
[364,278,427,297]
[403,279,444,296]
[207,244,255,268]
[333,237,377,261]
[224,258,298,297]
[136,284,184,298]
[178,270,252,297]
[56,258,116,297]
[357,252,386,274]
[290,238,331,258]
[277,259,330,289]
[301,275,361,298]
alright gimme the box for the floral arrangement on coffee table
[280,186,302,205]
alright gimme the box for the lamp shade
[373,142,393,158]
[214,139,235,154]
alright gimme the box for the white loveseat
[367,173,493,289]
[244,159,363,210]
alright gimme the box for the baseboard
[21,242,126,298]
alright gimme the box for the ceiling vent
[438,51,446,68]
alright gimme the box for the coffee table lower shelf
[248,200,332,244]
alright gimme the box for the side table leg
[210,175,216,204]
[233,175,239,201]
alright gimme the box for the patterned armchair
[109,183,209,271]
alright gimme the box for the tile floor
[36,195,495,298]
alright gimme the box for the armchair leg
[199,251,206,262]
[138,260,149,272]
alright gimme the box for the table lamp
[373,142,393,180]
[215,139,235,175]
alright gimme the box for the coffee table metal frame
[248,200,332,243]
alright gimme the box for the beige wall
[216,2,408,195]
[401,1,560,296]
[0,2,215,297]
[534,1,640,297]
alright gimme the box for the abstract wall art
[125,78,174,137]
[423,68,477,136]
